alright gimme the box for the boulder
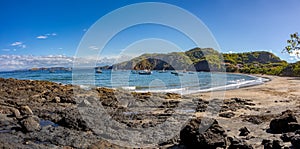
[281,132,295,142]
[272,140,282,149]
[20,105,33,115]
[21,115,41,132]
[239,127,250,136]
[180,117,227,149]
[288,122,300,132]
[10,108,21,118]
[262,139,282,149]
[228,137,253,149]
[57,108,89,131]
[269,110,297,133]
[291,135,300,149]
[53,96,61,103]
[219,112,235,118]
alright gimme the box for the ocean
[0,69,267,94]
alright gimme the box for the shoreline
[127,73,270,95]
[0,71,269,94]
[0,75,300,148]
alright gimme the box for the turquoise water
[0,70,265,94]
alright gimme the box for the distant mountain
[29,67,72,72]
[113,48,290,74]
[25,47,300,77]
[113,48,224,71]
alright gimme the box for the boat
[49,70,55,73]
[96,68,102,73]
[66,67,72,72]
[158,69,167,73]
[171,71,183,76]
[138,70,152,75]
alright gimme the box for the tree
[284,32,300,57]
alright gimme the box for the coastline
[0,75,300,148]
[195,75,300,148]
[132,72,269,94]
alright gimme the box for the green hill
[223,51,288,75]
[112,47,299,76]
[114,48,225,71]
[280,61,300,77]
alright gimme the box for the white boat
[138,70,152,75]
[158,69,167,73]
[96,69,102,73]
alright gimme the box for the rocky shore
[0,76,300,148]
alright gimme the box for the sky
[1,0,300,70]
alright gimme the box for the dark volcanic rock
[269,110,298,133]
[288,122,300,132]
[244,116,263,125]
[88,139,129,149]
[221,98,257,112]
[281,132,295,142]
[21,115,41,132]
[262,139,282,149]
[228,137,253,149]
[28,125,99,148]
[291,135,300,149]
[239,127,250,136]
[272,140,282,149]
[0,114,22,132]
[164,93,181,99]
[180,117,227,149]
[195,99,208,112]
[262,139,272,149]
[219,111,235,118]
[57,108,89,131]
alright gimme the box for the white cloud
[37,35,48,39]
[10,41,26,49]
[11,41,23,46]
[0,54,132,71]
[225,51,234,54]
[37,33,57,39]
[89,46,99,50]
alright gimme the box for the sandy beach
[196,75,300,148]
[0,75,300,148]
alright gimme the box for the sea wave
[126,76,269,95]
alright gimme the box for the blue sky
[1,0,300,70]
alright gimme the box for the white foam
[79,85,93,90]
[132,76,268,95]
[121,86,136,90]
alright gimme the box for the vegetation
[112,47,299,77]
[284,32,300,57]
[223,51,288,75]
